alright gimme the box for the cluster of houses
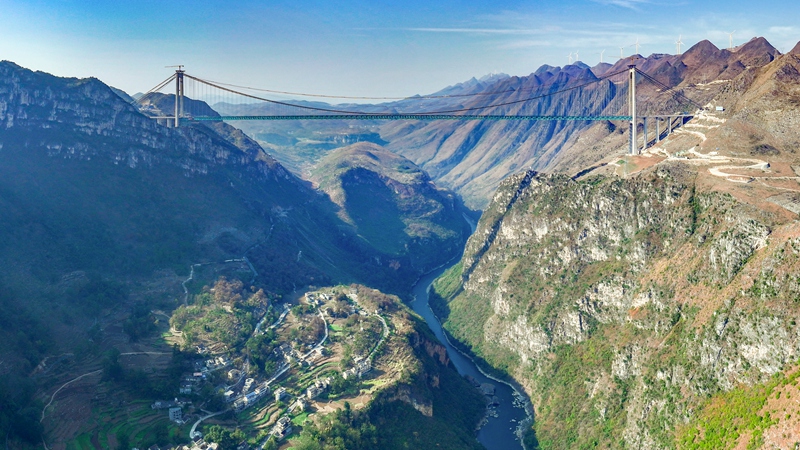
[304,291,331,307]
[273,343,299,365]
[204,355,232,372]
[179,372,206,395]
[229,378,272,412]
[343,357,371,380]
[155,289,384,446]
[305,377,331,400]
[270,416,293,440]
[170,439,219,450]
[289,397,309,413]
[151,398,190,424]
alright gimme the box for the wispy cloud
[405,27,546,35]
[499,40,553,49]
[591,0,650,10]
[768,26,797,35]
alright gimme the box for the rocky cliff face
[339,285,485,450]
[433,163,800,448]
[0,61,287,178]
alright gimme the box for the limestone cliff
[433,164,800,448]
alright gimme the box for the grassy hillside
[310,142,468,270]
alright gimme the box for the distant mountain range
[217,37,793,209]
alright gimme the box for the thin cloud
[592,0,650,10]
[768,26,796,35]
[406,27,546,35]
[500,40,553,49]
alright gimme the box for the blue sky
[1,0,798,99]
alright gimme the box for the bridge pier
[642,117,648,152]
[656,118,660,143]
[629,65,637,155]
[169,66,185,127]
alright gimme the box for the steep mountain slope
[288,286,486,450]
[309,142,468,269]
[383,38,782,209]
[216,38,782,210]
[0,61,470,444]
[378,64,622,208]
[430,46,800,449]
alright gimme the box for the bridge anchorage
[135,64,703,156]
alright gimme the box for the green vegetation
[0,61,484,448]
[309,143,466,270]
[170,277,271,351]
[430,169,785,448]
[61,401,188,450]
[292,392,485,450]
[203,425,247,450]
[678,369,800,449]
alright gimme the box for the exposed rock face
[380,38,783,209]
[0,60,467,305]
[434,164,800,448]
[387,386,434,417]
[0,61,288,180]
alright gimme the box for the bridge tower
[167,65,185,127]
[628,65,637,155]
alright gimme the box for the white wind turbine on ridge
[675,35,684,54]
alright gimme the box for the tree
[102,348,123,382]
[204,425,238,450]
[11,406,43,443]
[116,430,130,450]
[262,437,279,450]
[153,421,169,445]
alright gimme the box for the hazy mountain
[379,62,622,208]
[382,38,786,208]
[309,142,468,269]
[427,73,510,97]
[0,60,471,442]
[109,86,135,103]
[212,39,784,210]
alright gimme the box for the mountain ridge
[217,37,795,209]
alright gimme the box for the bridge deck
[186,114,634,121]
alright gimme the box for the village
[147,285,389,449]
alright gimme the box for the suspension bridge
[135,64,702,155]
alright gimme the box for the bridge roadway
[186,114,633,121]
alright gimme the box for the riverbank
[408,211,534,450]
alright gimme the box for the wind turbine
[633,37,641,55]
[568,52,573,64]
[728,30,736,50]
[620,46,625,59]
[675,35,684,54]
[575,50,580,62]
[600,49,606,64]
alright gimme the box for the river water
[410,250,533,449]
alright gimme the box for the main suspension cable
[185,69,628,116]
